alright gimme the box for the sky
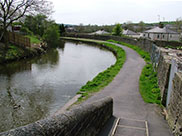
[50,0,182,25]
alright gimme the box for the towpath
[82,42,172,136]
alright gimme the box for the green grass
[25,35,41,44]
[73,40,126,102]
[108,40,150,62]
[108,40,161,105]
[139,64,161,104]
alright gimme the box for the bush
[43,24,60,47]
[20,27,33,35]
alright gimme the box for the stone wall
[0,97,113,136]
[167,72,182,135]
[65,33,182,50]
[157,54,171,105]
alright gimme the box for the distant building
[12,25,21,33]
[122,29,140,38]
[142,26,180,41]
[90,30,110,35]
[65,27,77,33]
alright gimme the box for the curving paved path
[82,42,172,136]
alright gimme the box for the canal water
[0,40,116,132]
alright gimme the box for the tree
[43,24,60,47]
[123,21,134,31]
[159,22,164,28]
[138,21,145,32]
[0,0,52,45]
[175,17,182,33]
[112,23,123,36]
[59,24,65,35]
[24,14,48,36]
[76,23,84,33]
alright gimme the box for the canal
[0,40,116,132]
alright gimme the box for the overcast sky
[50,0,182,25]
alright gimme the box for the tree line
[0,0,60,48]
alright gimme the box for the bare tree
[123,21,134,31]
[138,21,145,32]
[176,17,182,33]
[0,0,53,44]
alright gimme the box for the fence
[8,32,31,47]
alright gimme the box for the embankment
[0,43,47,64]
[64,33,182,136]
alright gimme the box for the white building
[142,27,180,41]
[90,30,110,35]
[122,29,140,38]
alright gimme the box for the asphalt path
[82,42,172,136]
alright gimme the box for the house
[65,27,77,33]
[122,29,140,38]
[90,30,110,35]
[142,26,180,41]
[12,25,21,33]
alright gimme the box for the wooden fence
[8,32,31,47]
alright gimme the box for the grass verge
[108,40,161,105]
[25,35,41,44]
[64,39,126,102]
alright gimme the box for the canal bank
[0,37,172,136]
[0,40,116,133]
[60,37,172,136]
[0,42,47,64]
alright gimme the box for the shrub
[20,27,33,35]
[43,24,60,47]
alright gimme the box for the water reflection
[0,61,32,76]
[33,49,59,66]
[0,40,116,132]
[0,86,52,132]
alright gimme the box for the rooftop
[144,27,178,34]
[90,30,109,35]
[123,29,138,35]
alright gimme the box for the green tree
[59,24,66,35]
[112,23,123,36]
[24,14,48,37]
[0,0,52,46]
[43,24,60,47]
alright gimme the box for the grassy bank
[63,38,126,102]
[108,40,161,105]
[0,43,45,64]
[25,35,41,44]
